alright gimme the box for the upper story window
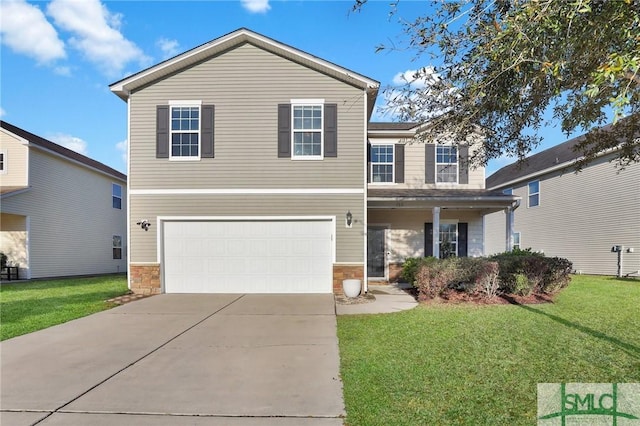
[0,151,5,174]
[436,145,458,183]
[528,180,540,207]
[112,183,122,209]
[292,102,323,159]
[170,101,201,159]
[370,144,394,183]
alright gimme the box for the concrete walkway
[1,294,344,425]
[335,283,419,315]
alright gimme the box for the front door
[367,226,386,278]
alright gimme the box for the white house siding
[368,209,484,263]
[128,43,367,265]
[0,129,28,187]
[1,148,127,278]
[485,155,640,275]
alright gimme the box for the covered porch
[367,189,519,283]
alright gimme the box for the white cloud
[116,139,127,165]
[0,0,66,64]
[241,0,271,13]
[47,0,150,77]
[157,38,180,60]
[49,133,89,155]
[392,67,440,88]
[54,66,72,76]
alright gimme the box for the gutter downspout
[506,199,521,252]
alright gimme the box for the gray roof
[368,122,419,131]
[1,121,126,181]
[486,131,597,189]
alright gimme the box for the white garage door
[163,219,334,293]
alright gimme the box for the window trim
[435,144,459,184]
[528,180,540,207]
[0,151,6,174]
[113,235,122,260]
[112,183,122,210]
[169,100,202,161]
[439,221,459,259]
[513,232,521,250]
[369,143,395,184]
[291,99,324,160]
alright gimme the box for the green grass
[0,275,129,341]
[337,275,640,425]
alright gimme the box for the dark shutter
[277,104,291,158]
[424,223,433,257]
[156,105,169,158]
[395,144,405,183]
[459,145,469,184]
[324,103,338,157]
[201,105,215,158]
[425,144,435,183]
[367,142,371,183]
[458,223,468,257]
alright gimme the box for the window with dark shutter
[156,105,169,158]
[395,144,405,183]
[201,105,215,158]
[458,223,468,257]
[277,104,291,158]
[425,223,433,257]
[425,144,435,184]
[324,104,338,157]
[458,145,469,184]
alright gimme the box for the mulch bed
[404,287,555,305]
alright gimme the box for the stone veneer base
[333,264,364,295]
[130,264,162,295]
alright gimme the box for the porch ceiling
[367,188,520,213]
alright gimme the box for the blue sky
[1,0,579,176]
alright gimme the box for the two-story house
[484,130,640,276]
[110,28,517,295]
[0,121,127,279]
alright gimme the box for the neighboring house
[484,131,640,276]
[0,121,127,279]
[109,28,516,295]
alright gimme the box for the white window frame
[513,232,521,250]
[435,144,459,184]
[291,99,324,160]
[370,143,395,184]
[113,235,123,260]
[169,100,202,161]
[112,183,122,210]
[0,151,6,174]
[439,220,459,258]
[528,180,540,207]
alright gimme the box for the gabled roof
[369,122,419,131]
[0,121,126,182]
[110,28,380,104]
[486,131,597,189]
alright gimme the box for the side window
[528,181,540,207]
[513,232,521,250]
[112,183,122,209]
[113,235,122,259]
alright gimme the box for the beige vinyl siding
[1,149,127,278]
[129,194,363,263]
[129,43,366,190]
[485,155,640,275]
[0,129,28,187]
[368,138,485,189]
[368,209,484,261]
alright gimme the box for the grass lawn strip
[1,275,129,341]
[337,275,640,425]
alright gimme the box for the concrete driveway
[1,294,345,425]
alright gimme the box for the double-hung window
[370,144,394,183]
[528,180,540,207]
[113,235,122,260]
[513,232,521,250]
[292,101,323,159]
[436,145,458,183]
[112,183,122,209]
[170,101,201,159]
[0,151,5,174]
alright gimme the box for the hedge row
[402,250,572,301]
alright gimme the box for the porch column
[432,207,440,258]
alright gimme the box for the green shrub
[512,273,533,296]
[414,258,458,300]
[401,257,437,285]
[490,250,572,295]
[540,257,573,294]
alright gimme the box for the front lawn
[0,275,129,341]
[337,275,640,425]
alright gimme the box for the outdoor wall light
[346,211,353,228]
[136,219,151,231]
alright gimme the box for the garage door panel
[164,220,333,293]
